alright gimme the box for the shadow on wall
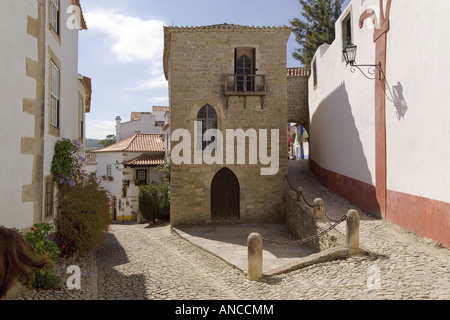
[390,81,408,120]
[309,82,381,217]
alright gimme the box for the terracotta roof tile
[123,153,166,167]
[94,134,164,153]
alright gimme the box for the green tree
[99,134,116,148]
[290,0,344,70]
[138,183,170,224]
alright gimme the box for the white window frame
[106,165,112,178]
[50,60,60,128]
[49,0,59,35]
[137,170,146,182]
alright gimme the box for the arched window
[197,104,218,151]
[235,48,255,92]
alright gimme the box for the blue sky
[77,0,327,139]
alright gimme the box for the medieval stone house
[163,24,308,226]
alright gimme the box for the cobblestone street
[12,161,449,300]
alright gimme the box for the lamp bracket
[349,61,383,81]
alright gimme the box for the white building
[115,106,169,142]
[308,0,450,247]
[0,0,91,231]
[94,134,165,222]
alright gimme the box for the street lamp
[343,40,357,66]
[343,38,382,81]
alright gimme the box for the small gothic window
[235,48,256,92]
[197,104,218,151]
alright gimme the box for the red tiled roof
[123,153,166,167]
[94,134,164,153]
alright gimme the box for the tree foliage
[99,134,116,148]
[138,183,170,223]
[290,0,344,69]
[51,139,85,187]
[55,175,111,256]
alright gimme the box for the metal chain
[285,175,297,193]
[283,175,348,244]
[317,205,344,223]
[298,189,314,208]
[262,214,347,245]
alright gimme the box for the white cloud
[146,96,169,106]
[84,10,165,64]
[130,74,168,90]
[84,10,167,91]
[86,119,116,140]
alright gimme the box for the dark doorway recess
[211,168,240,220]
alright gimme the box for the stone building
[287,67,309,131]
[163,24,298,226]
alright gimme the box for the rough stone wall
[287,69,309,131]
[285,190,343,251]
[167,26,291,226]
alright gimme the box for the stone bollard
[297,187,303,202]
[346,210,360,255]
[247,233,263,281]
[313,198,325,220]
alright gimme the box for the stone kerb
[246,188,363,280]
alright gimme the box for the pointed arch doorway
[211,168,240,220]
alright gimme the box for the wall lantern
[343,38,382,81]
[115,160,122,171]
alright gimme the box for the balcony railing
[224,74,266,96]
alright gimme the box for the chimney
[115,116,121,142]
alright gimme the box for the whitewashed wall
[43,0,82,183]
[116,113,162,142]
[309,0,377,186]
[96,151,164,220]
[385,1,450,203]
[0,0,38,229]
[309,0,450,246]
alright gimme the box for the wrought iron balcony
[224,74,266,96]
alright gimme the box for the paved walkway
[173,223,317,273]
[11,160,450,300]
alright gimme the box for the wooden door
[211,168,240,220]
